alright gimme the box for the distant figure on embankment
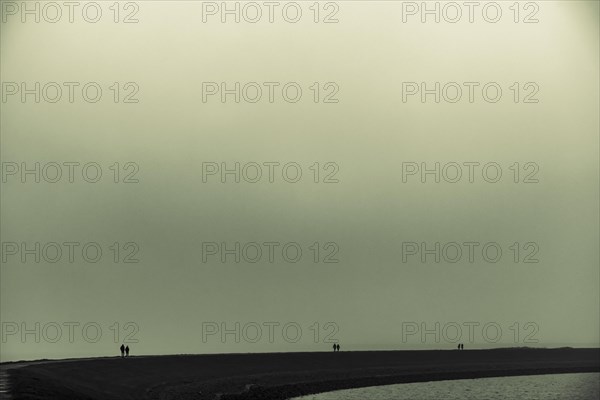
[120,344,125,358]
[125,346,130,357]
[336,344,340,352]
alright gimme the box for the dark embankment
[6,348,599,400]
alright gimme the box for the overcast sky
[1,1,598,362]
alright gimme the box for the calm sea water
[293,373,599,400]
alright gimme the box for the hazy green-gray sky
[1,1,598,362]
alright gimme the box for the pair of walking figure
[332,343,341,352]
[457,343,464,350]
[120,344,130,357]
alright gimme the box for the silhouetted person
[125,345,130,357]
[461,343,464,350]
[336,344,340,352]
[457,343,460,350]
[333,343,337,352]
[120,344,125,358]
